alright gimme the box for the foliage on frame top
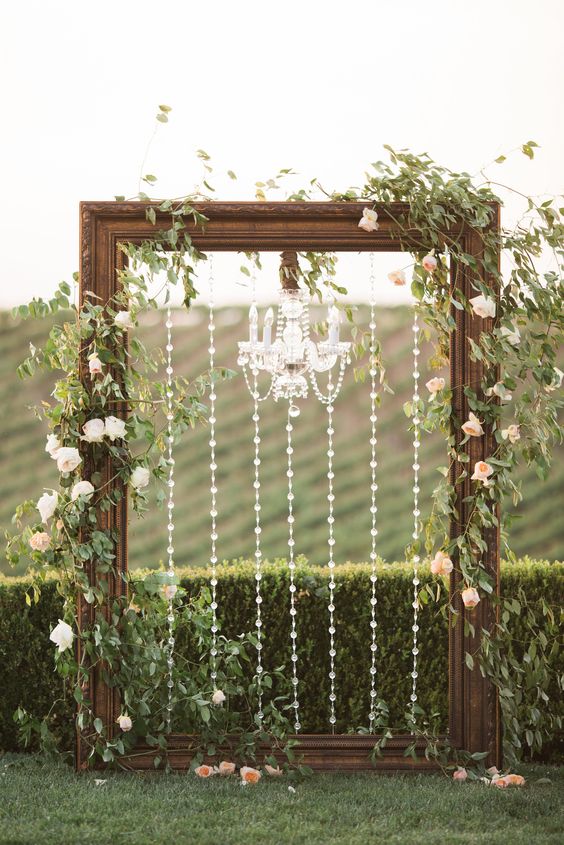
[4,105,563,774]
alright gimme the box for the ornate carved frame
[77,200,501,772]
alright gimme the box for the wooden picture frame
[77,200,501,771]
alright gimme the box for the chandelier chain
[286,405,301,731]
[368,253,379,730]
[164,285,176,731]
[208,256,219,686]
[410,307,421,723]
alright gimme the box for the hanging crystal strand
[249,262,265,723]
[326,376,337,730]
[165,286,176,732]
[286,403,301,731]
[410,307,421,726]
[207,256,219,689]
[367,253,379,731]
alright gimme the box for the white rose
[358,208,379,232]
[469,294,496,319]
[81,419,105,443]
[105,416,127,442]
[485,383,513,402]
[212,689,226,706]
[501,424,520,444]
[88,356,103,376]
[500,325,520,346]
[130,466,150,490]
[56,447,82,473]
[49,619,74,652]
[426,377,445,395]
[163,585,177,600]
[114,311,134,330]
[37,491,58,523]
[71,480,95,501]
[117,714,132,732]
[45,434,61,459]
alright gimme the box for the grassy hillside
[1,306,562,576]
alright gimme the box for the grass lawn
[1,755,562,845]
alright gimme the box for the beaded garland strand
[409,307,421,723]
[164,286,176,731]
[207,256,219,690]
[367,253,379,731]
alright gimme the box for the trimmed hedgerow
[0,558,562,754]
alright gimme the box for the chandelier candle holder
[237,251,352,410]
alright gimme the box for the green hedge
[0,558,562,754]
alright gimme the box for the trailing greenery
[3,118,563,769]
[2,560,561,762]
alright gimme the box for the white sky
[1,0,563,309]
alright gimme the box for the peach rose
[264,764,283,776]
[195,764,215,778]
[422,254,437,272]
[387,270,406,286]
[240,766,261,784]
[501,424,520,444]
[163,585,177,601]
[426,377,445,395]
[501,773,525,787]
[469,294,496,319]
[453,767,467,781]
[218,761,236,776]
[461,587,480,608]
[471,460,493,482]
[462,412,484,437]
[89,356,103,376]
[358,208,379,232]
[430,550,453,577]
[29,531,51,552]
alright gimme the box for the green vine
[5,108,563,772]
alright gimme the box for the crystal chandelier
[237,251,351,405]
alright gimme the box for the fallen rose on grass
[453,767,467,781]
[264,764,283,776]
[240,766,261,784]
[218,761,236,776]
[195,765,215,778]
